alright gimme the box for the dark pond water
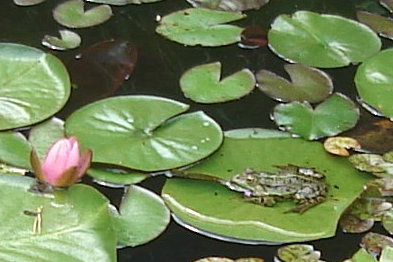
[0,0,390,261]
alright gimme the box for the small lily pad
[361,232,393,256]
[349,152,393,177]
[186,0,269,12]
[112,185,170,246]
[86,0,163,5]
[346,248,378,262]
[355,48,393,118]
[13,0,45,6]
[156,8,245,47]
[42,30,81,50]
[268,11,381,68]
[180,62,255,103]
[65,95,223,171]
[276,244,322,262]
[357,11,393,40]
[0,131,31,169]
[323,137,361,157]
[381,246,393,262]
[53,0,113,29]
[0,43,70,130]
[256,64,333,103]
[88,167,149,186]
[272,93,359,140]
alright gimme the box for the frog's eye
[246,175,255,181]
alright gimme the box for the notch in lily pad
[257,64,333,103]
[155,8,246,47]
[53,0,113,29]
[272,93,359,140]
[180,62,255,103]
[42,30,81,50]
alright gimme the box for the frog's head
[227,169,259,192]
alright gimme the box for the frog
[225,165,328,213]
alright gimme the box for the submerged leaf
[257,64,333,103]
[42,30,81,50]
[239,25,267,49]
[268,11,381,68]
[272,93,359,140]
[156,8,245,47]
[180,62,255,103]
[53,0,112,28]
[186,0,269,12]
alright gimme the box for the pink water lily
[30,137,92,187]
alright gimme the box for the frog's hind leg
[284,197,325,214]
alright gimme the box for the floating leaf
[239,25,267,49]
[357,11,393,40]
[345,248,377,262]
[156,8,245,47]
[112,185,170,246]
[276,244,322,262]
[87,166,149,186]
[340,213,374,233]
[380,246,393,262]
[0,175,116,262]
[60,40,138,117]
[42,30,81,50]
[53,0,112,29]
[349,152,393,177]
[272,93,359,140]
[13,0,45,6]
[65,96,223,171]
[186,0,269,12]
[361,232,393,257]
[382,211,393,234]
[0,131,31,169]
[323,137,361,157]
[28,117,65,161]
[0,43,70,130]
[268,11,381,68]
[180,62,255,103]
[355,48,393,118]
[256,64,333,103]
[86,0,163,5]
[162,130,370,243]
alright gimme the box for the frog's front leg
[285,197,325,214]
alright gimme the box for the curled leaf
[361,232,393,257]
[323,137,361,156]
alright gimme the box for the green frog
[225,165,328,213]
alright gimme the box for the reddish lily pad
[357,11,393,40]
[239,25,267,49]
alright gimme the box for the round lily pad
[0,175,116,262]
[65,96,223,171]
[162,129,371,243]
[156,8,245,47]
[0,44,70,130]
[355,48,393,118]
[268,11,381,68]
[180,62,255,103]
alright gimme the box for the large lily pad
[0,175,116,262]
[0,43,70,130]
[0,131,31,169]
[268,11,381,68]
[156,8,245,47]
[272,93,359,140]
[113,185,170,246]
[355,48,393,118]
[65,96,223,171]
[180,62,255,103]
[162,129,370,243]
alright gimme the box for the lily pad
[13,0,45,6]
[87,167,149,186]
[0,131,31,169]
[42,30,81,50]
[357,11,393,40]
[381,246,393,262]
[0,175,116,262]
[346,248,377,262]
[186,0,269,12]
[162,130,370,243]
[355,48,393,118]
[268,11,381,68]
[155,8,245,47]
[256,64,333,103]
[0,43,70,130]
[53,0,113,29]
[180,62,255,103]
[28,117,65,161]
[65,95,223,171]
[86,0,163,5]
[272,93,359,140]
[112,185,170,246]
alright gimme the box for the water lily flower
[30,137,92,187]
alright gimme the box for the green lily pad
[0,175,116,262]
[162,130,370,243]
[0,43,70,130]
[87,167,149,186]
[13,0,45,6]
[276,244,322,262]
[0,131,31,169]
[272,93,359,140]
[42,30,82,50]
[28,117,65,161]
[155,8,245,47]
[268,11,381,68]
[349,152,393,177]
[381,246,393,262]
[53,0,113,29]
[383,211,393,234]
[180,62,255,103]
[86,0,163,5]
[65,95,223,171]
[186,0,269,12]
[113,185,170,246]
[357,11,393,40]
[346,248,377,262]
[355,48,393,118]
[256,64,333,103]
